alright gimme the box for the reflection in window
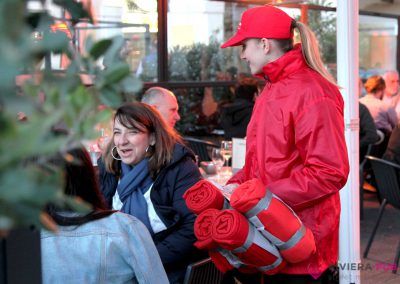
[173,73,261,136]
[48,0,158,80]
[167,0,250,82]
[359,15,398,79]
[308,9,337,78]
[173,85,234,135]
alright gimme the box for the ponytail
[294,21,338,86]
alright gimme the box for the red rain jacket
[228,44,349,278]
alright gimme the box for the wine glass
[220,140,233,166]
[211,148,225,175]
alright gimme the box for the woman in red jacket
[221,5,349,283]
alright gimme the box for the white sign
[232,138,246,173]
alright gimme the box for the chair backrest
[184,137,219,162]
[360,144,373,168]
[360,144,373,185]
[183,257,223,284]
[366,155,400,209]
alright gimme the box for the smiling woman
[113,118,154,165]
[98,102,203,284]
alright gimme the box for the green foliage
[0,0,141,229]
[307,0,337,65]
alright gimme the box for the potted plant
[0,1,141,282]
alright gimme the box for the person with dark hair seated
[41,147,168,283]
[98,102,202,283]
[220,77,258,139]
[359,102,380,159]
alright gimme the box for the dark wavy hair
[46,147,115,226]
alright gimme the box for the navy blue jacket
[98,143,202,282]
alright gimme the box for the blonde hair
[294,21,337,86]
[364,75,385,94]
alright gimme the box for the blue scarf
[117,158,154,235]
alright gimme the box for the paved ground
[360,193,400,283]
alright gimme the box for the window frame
[151,0,400,91]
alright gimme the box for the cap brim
[220,33,246,48]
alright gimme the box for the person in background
[383,70,400,121]
[358,79,380,159]
[220,5,349,283]
[98,102,202,283]
[359,102,380,159]
[141,86,181,128]
[41,147,168,284]
[383,123,400,164]
[360,75,397,133]
[220,77,258,139]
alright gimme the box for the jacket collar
[258,43,307,83]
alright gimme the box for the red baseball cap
[221,5,294,48]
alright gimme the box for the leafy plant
[307,0,337,65]
[0,0,141,230]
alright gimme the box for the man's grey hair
[141,87,172,105]
[383,70,399,80]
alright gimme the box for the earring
[111,146,122,161]
[145,144,154,153]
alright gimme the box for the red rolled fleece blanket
[230,179,316,264]
[183,180,227,215]
[194,209,220,250]
[194,209,257,274]
[209,249,258,274]
[212,209,286,275]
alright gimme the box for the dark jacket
[384,124,400,164]
[360,103,380,159]
[220,98,254,139]
[359,103,379,149]
[98,143,202,283]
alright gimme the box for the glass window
[173,74,260,136]
[307,9,337,77]
[43,0,158,80]
[359,15,398,79]
[167,0,251,82]
[173,85,235,135]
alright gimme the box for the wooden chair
[363,156,400,273]
[183,257,224,284]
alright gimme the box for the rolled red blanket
[230,179,316,263]
[209,250,234,273]
[209,249,258,274]
[183,180,227,215]
[194,209,257,274]
[212,209,285,275]
[194,209,220,250]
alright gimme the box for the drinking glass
[220,140,233,166]
[211,148,225,174]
